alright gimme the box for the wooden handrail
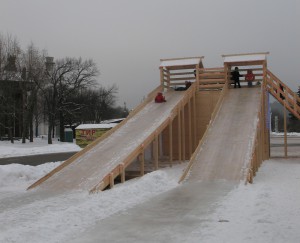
[266,69,300,119]
[245,85,264,184]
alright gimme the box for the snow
[0,136,300,242]
[160,57,202,67]
[100,118,124,124]
[76,123,117,129]
[0,161,185,243]
[194,159,300,243]
[223,53,268,63]
[0,137,81,158]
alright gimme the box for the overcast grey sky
[1,0,299,108]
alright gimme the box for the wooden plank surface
[187,87,261,182]
[35,90,186,192]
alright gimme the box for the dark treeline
[0,33,129,144]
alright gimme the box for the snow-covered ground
[0,135,300,242]
[0,137,81,158]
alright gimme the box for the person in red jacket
[155,92,166,103]
[245,69,255,87]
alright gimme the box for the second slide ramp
[187,87,261,182]
[35,90,185,192]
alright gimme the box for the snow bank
[0,162,62,190]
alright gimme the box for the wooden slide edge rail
[266,69,300,120]
[90,82,198,193]
[27,85,163,190]
[245,85,264,184]
[178,81,228,183]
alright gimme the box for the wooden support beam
[109,173,114,189]
[167,70,171,90]
[154,134,159,170]
[120,164,125,183]
[178,109,182,163]
[188,99,192,158]
[284,102,288,158]
[160,67,164,87]
[196,64,200,90]
[182,105,186,162]
[169,120,173,167]
[139,151,145,176]
[193,94,196,150]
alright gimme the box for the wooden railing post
[178,108,182,163]
[139,151,145,176]
[120,164,125,183]
[154,133,159,170]
[109,173,114,189]
[182,103,186,162]
[188,98,192,158]
[193,94,197,150]
[169,119,173,167]
[283,102,288,158]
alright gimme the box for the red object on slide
[155,92,166,103]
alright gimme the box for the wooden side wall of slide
[28,85,163,191]
[162,90,221,160]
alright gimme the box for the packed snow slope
[33,90,185,192]
[187,87,261,182]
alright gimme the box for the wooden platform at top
[35,90,186,192]
[187,87,261,182]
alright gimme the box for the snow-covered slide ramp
[28,89,186,193]
[183,87,261,183]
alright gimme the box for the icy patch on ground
[188,159,300,243]
[0,162,186,243]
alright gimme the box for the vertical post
[154,134,159,170]
[193,93,197,149]
[188,98,192,158]
[120,164,125,183]
[263,61,270,160]
[196,64,200,90]
[109,173,114,189]
[169,120,173,167]
[167,70,171,90]
[182,104,186,162]
[160,67,164,88]
[283,102,288,158]
[294,93,298,114]
[224,63,230,89]
[139,151,145,176]
[178,108,182,163]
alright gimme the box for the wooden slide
[29,89,186,192]
[182,87,262,183]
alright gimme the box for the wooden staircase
[266,70,300,120]
[198,67,226,90]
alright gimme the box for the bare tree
[35,57,99,144]
[18,42,47,143]
[0,33,22,143]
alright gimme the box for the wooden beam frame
[169,119,173,167]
